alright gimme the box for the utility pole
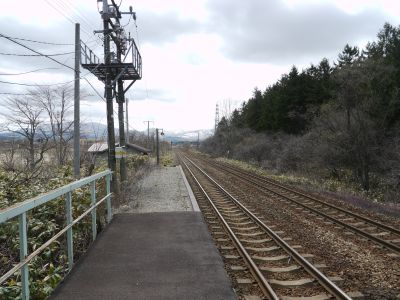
[125,98,129,144]
[117,45,126,182]
[143,120,153,148]
[102,2,117,191]
[156,128,164,165]
[156,128,159,165]
[73,23,80,179]
[81,0,141,190]
[197,131,200,149]
[215,103,220,133]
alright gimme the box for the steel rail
[215,160,400,237]
[182,155,352,300]
[204,159,400,254]
[181,158,279,300]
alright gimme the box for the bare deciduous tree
[2,95,50,171]
[1,138,18,172]
[34,85,74,166]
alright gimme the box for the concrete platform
[118,165,197,213]
[50,212,237,300]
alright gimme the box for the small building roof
[126,142,152,155]
[87,142,109,153]
[87,142,151,155]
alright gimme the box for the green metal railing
[0,170,113,300]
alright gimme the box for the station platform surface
[50,212,237,299]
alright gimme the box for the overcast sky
[0,0,399,133]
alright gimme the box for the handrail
[80,40,100,65]
[130,38,142,78]
[0,170,113,300]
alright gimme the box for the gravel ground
[117,165,194,213]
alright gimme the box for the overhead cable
[0,79,74,87]
[0,51,74,57]
[0,35,73,46]
[43,0,92,38]
[0,68,59,76]
[0,92,32,96]
[0,34,74,71]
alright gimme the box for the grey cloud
[137,11,202,45]
[127,88,176,102]
[0,16,104,96]
[0,18,76,71]
[79,86,176,104]
[0,18,81,99]
[206,0,389,64]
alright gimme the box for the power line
[43,0,92,39]
[55,0,96,33]
[82,77,105,101]
[44,0,75,25]
[0,68,59,76]
[64,32,106,65]
[122,13,132,28]
[0,51,74,57]
[82,77,121,121]
[0,35,73,46]
[0,92,32,96]
[134,19,141,50]
[0,34,74,71]
[133,18,151,102]
[0,79,74,87]
[0,31,106,100]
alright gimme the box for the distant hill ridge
[0,123,213,141]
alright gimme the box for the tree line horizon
[203,22,400,196]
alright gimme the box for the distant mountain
[0,132,20,141]
[163,129,213,143]
[80,122,108,139]
[0,122,109,141]
[0,123,214,143]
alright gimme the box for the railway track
[180,154,363,300]
[189,153,400,256]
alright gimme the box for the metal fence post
[90,181,97,240]
[0,170,112,297]
[106,174,112,223]
[65,192,74,271]
[19,212,29,300]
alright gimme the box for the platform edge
[178,165,200,212]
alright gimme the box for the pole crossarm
[0,170,113,300]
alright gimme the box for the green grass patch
[160,153,174,167]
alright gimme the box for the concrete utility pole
[117,47,126,182]
[143,120,153,148]
[156,128,163,165]
[156,128,159,165]
[102,6,117,190]
[125,98,129,144]
[73,23,80,179]
[215,103,220,133]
